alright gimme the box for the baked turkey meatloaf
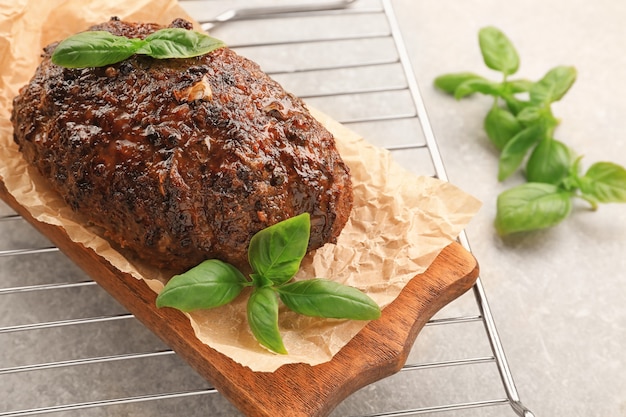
[11,18,353,273]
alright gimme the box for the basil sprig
[51,28,224,68]
[434,26,626,235]
[156,213,381,354]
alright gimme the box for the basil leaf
[247,287,287,354]
[503,95,531,116]
[530,66,577,105]
[51,29,224,69]
[140,28,225,59]
[578,162,626,203]
[156,259,247,311]
[478,26,520,76]
[277,279,381,320]
[515,105,544,125]
[498,125,544,181]
[248,213,310,285]
[484,105,522,150]
[51,31,143,68]
[525,138,572,184]
[454,78,502,99]
[434,72,485,94]
[495,183,572,235]
[505,79,533,94]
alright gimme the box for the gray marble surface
[396,1,626,416]
[1,1,625,416]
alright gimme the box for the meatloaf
[11,18,353,273]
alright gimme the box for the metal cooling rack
[0,1,535,416]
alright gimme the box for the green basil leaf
[495,183,572,235]
[51,31,143,68]
[484,105,522,150]
[525,138,572,184]
[515,105,544,125]
[506,79,533,94]
[277,279,381,320]
[454,78,502,99]
[529,66,577,105]
[434,72,485,95]
[247,287,287,354]
[578,162,626,203]
[503,95,531,116]
[140,28,225,59]
[478,26,520,76]
[248,213,310,285]
[156,259,247,311]
[498,125,544,181]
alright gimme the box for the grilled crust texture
[11,18,353,273]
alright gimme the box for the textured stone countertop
[395,0,626,416]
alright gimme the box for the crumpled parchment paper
[0,0,481,372]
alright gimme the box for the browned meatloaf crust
[11,18,353,273]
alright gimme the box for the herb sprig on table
[434,26,626,235]
[51,29,225,68]
[156,213,381,354]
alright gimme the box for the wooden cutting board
[0,181,479,417]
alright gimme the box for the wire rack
[0,1,535,416]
